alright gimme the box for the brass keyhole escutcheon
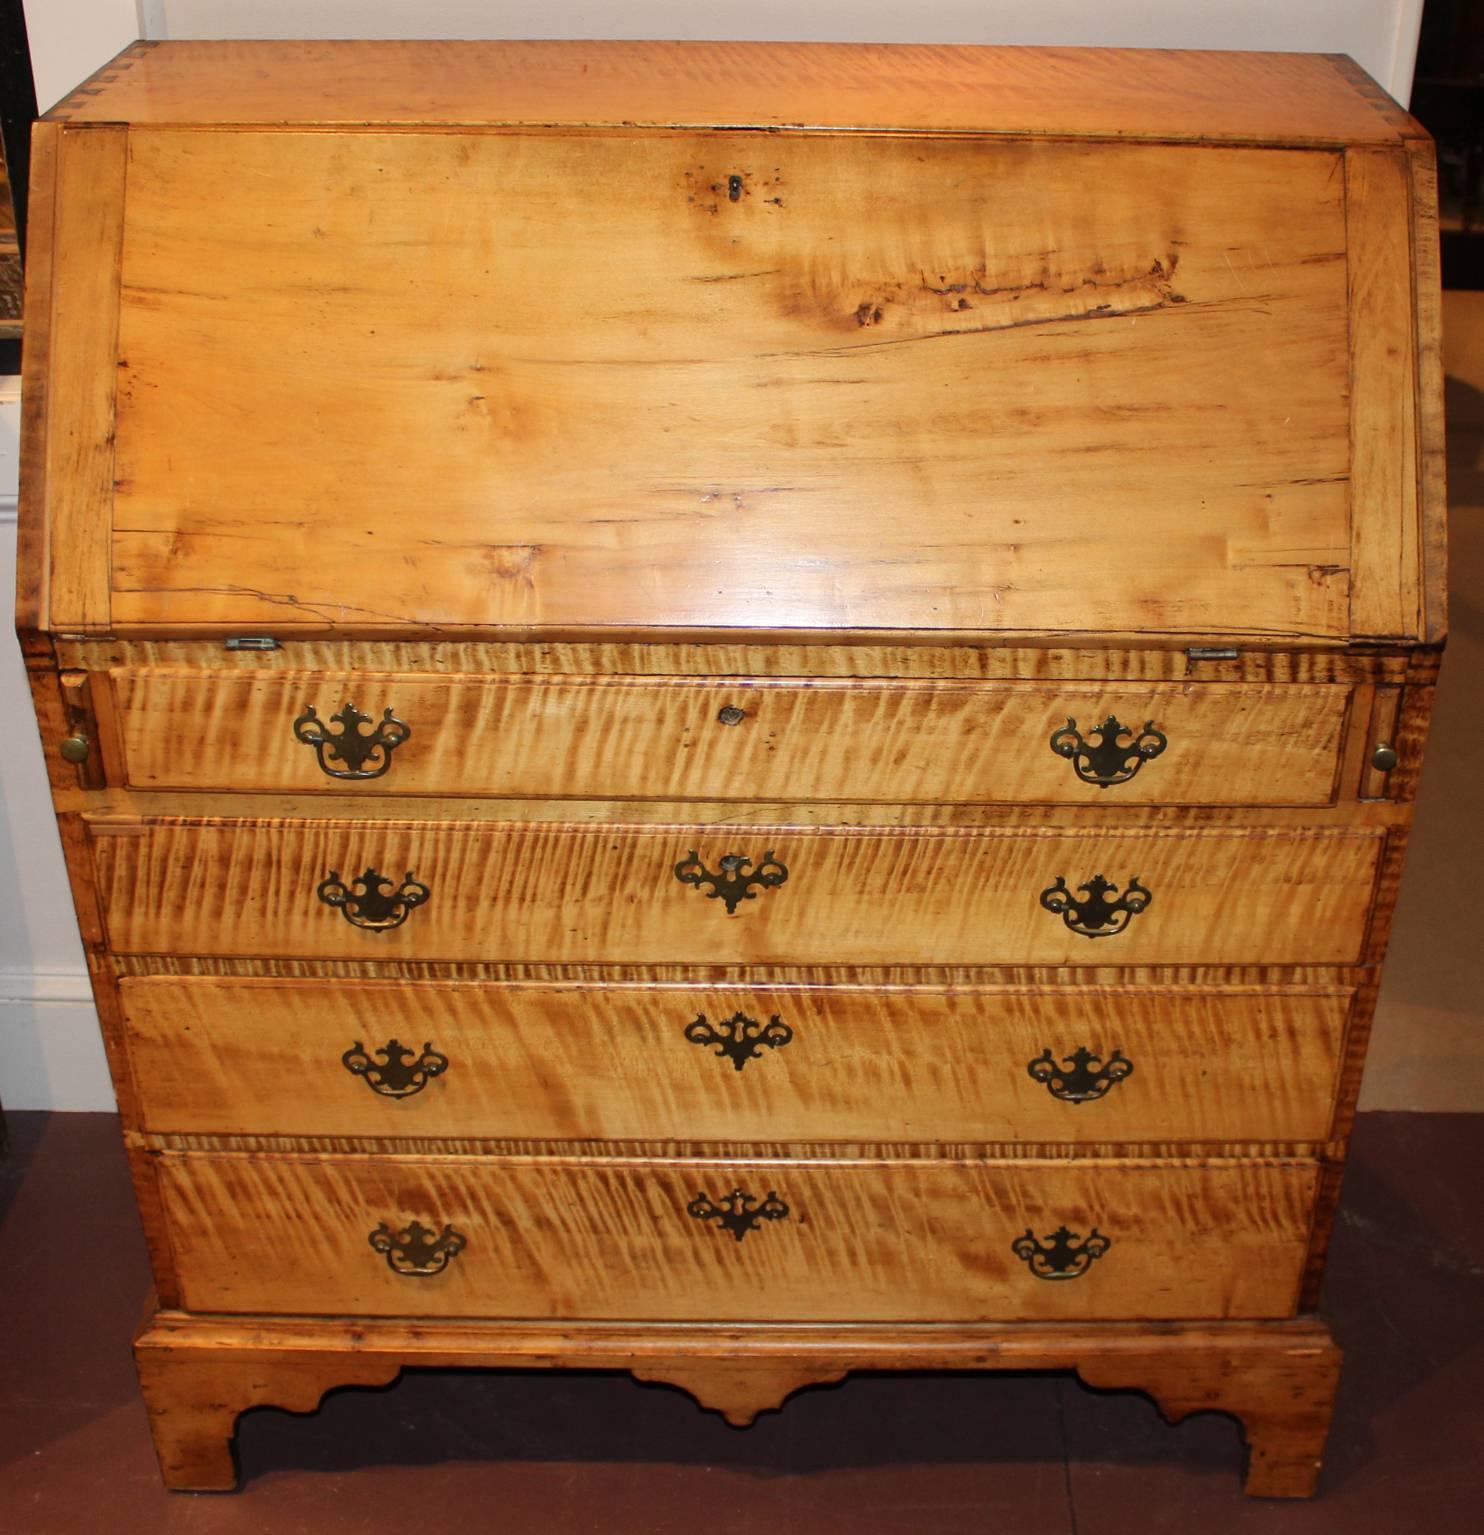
[717,705,747,726]
[1372,742,1399,773]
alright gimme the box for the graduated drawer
[92,818,1385,967]
[102,670,1353,807]
[154,1151,1318,1321]
[121,976,1355,1143]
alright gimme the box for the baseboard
[0,970,94,1005]
[0,972,115,1110]
[2,387,106,1112]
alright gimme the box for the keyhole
[727,174,744,202]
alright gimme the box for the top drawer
[102,670,1352,806]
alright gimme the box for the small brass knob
[716,705,747,726]
[59,735,90,764]
[1371,743,1399,773]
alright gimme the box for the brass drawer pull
[294,702,410,780]
[1050,714,1166,788]
[685,1011,793,1071]
[673,849,788,914]
[687,1188,790,1242]
[1027,1046,1133,1102]
[318,867,430,931]
[1013,1224,1111,1280]
[716,705,747,726]
[1040,874,1151,939]
[369,1220,466,1277]
[342,1038,449,1097]
[1371,741,1399,773]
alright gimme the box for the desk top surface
[50,40,1415,147]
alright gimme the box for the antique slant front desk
[18,40,1444,1497]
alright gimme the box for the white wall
[158,1,1426,104]
[1,1,1429,1110]
[22,0,139,115]
[2,5,142,1113]
[0,390,117,1109]
[24,1,1426,111]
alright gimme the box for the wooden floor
[0,1109,1479,1532]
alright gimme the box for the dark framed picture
[0,0,36,374]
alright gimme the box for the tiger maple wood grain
[16,42,1444,1500]
[154,1151,1318,1322]
[89,818,1385,967]
[140,1132,1339,1164]
[110,954,1365,987]
[58,792,1419,832]
[68,639,1412,682]
[107,671,1353,805]
[119,977,1354,1143]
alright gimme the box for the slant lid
[22,44,1441,644]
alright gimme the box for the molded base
[133,1309,1341,1498]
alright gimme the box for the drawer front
[121,976,1353,1143]
[93,819,1384,966]
[156,1152,1318,1322]
[106,670,1352,807]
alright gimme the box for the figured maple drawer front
[105,670,1352,806]
[155,1152,1317,1321]
[92,818,1384,966]
[121,976,1354,1143]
